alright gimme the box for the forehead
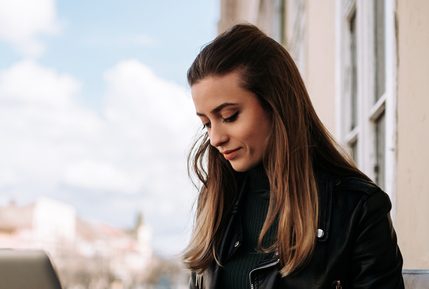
[191,71,251,112]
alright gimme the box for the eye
[222,111,239,123]
[202,122,211,129]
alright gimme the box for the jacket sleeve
[351,189,404,289]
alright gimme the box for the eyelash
[223,111,239,123]
[203,112,239,129]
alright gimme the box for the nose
[209,124,228,148]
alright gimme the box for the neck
[247,163,270,193]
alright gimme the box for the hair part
[183,24,367,276]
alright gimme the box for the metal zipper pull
[334,280,342,289]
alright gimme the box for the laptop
[0,249,63,289]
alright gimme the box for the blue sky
[1,0,219,108]
[0,0,218,256]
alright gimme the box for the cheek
[253,118,271,153]
[241,126,270,153]
[236,108,272,153]
[256,132,270,153]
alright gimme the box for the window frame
[336,0,398,219]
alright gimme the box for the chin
[229,161,256,172]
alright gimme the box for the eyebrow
[196,102,238,117]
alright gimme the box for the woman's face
[191,70,272,172]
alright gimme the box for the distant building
[0,197,154,288]
[0,197,76,252]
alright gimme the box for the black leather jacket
[189,172,404,289]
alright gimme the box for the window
[372,0,386,189]
[344,5,359,165]
[285,0,306,75]
[338,0,397,207]
[271,0,286,44]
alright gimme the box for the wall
[396,0,429,269]
[305,0,337,135]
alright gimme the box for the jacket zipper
[248,258,280,289]
[195,273,203,289]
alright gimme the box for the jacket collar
[217,169,335,263]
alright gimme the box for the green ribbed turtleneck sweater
[219,164,277,289]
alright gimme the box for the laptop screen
[0,249,63,289]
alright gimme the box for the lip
[222,148,241,160]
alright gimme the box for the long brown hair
[183,24,368,276]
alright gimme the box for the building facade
[218,0,429,269]
[0,198,154,289]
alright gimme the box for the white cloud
[0,59,200,256]
[101,60,200,254]
[0,0,61,57]
[63,160,144,194]
[0,60,101,194]
[103,59,197,146]
[0,60,79,107]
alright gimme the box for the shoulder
[317,169,388,204]
[316,169,392,219]
[335,176,391,206]
[315,173,397,257]
[330,175,392,224]
[335,176,379,197]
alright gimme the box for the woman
[183,24,404,289]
